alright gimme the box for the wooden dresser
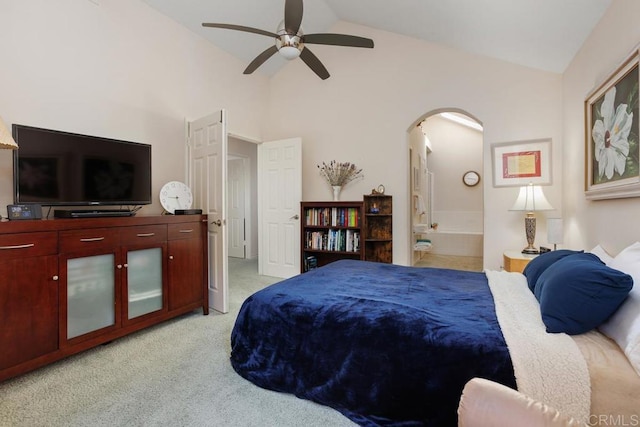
[0,215,208,382]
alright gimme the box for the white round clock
[160,181,193,214]
[462,171,480,187]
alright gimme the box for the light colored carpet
[0,258,355,427]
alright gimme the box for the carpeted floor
[0,258,355,427]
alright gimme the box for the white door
[188,111,228,314]
[228,157,246,258]
[258,138,302,278]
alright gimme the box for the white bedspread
[485,270,591,423]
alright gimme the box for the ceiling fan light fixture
[279,45,302,60]
[276,33,303,60]
[202,1,373,79]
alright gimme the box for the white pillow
[598,242,640,376]
[589,244,614,265]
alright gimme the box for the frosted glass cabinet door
[67,254,115,339]
[127,247,163,319]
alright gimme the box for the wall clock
[160,181,193,214]
[462,171,480,187]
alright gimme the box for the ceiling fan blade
[284,0,303,34]
[244,45,279,74]
[299,47,330,80]
[202,23,278,38]
[304,33,374,48]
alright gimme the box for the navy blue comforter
[230,260,515,426]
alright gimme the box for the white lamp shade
[0,116,18,150]
[547,218,564,244]
[509,183,553,212]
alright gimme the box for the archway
[407,108,484,270]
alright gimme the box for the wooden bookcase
[363,194,393,263]
[300,201,364,272]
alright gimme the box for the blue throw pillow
[522,249,583,293]
[534,252,633,335]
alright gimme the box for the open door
[188,111,228,313]
[228,157,247,259]
[258,138,302,278]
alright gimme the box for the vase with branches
[317,161,363,200]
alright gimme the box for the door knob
[212,219,222,226]
[290,214,300,220]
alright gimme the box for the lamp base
[522,213,539,255]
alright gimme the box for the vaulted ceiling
[142,0,611,76]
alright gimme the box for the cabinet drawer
[120,225,167,245]
[0,232,58,259]
[59,228,119,253]
[168,223,200,240]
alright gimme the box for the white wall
[0,0,268,216]
[563,0,640,256]
[264,22,563,268]
[0,2,575,270]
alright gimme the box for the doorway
[227,136,258,261]
[409,110,484,271]
[227,135,302,277]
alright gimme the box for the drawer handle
[80,237,105,242]
[179,229,194,233]
[0,243,35,250]
[137,233,156,237]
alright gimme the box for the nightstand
[503,251,538,273]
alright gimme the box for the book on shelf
[304,229,360,252]
[304,255,318,272]
[304,207,360,227]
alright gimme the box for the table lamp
[0,116,18,221]
[0,116,18,150]
[509,183,553,254]
[547,218,564,250]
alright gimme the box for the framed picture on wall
[491,138,552,187]
[585,48,640,200]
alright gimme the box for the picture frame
[491,138,552,187]
[585,48,640,200]
[413,166,420,191]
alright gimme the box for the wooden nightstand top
[503,251,538,261]
[503,251,538,273]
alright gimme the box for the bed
[230,256,640,426]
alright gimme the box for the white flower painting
[586,54,638,200]
[592,86,633,180]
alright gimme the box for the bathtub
[414,211,483,257]
[424,229,483,257]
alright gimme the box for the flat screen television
[12,124,152,207]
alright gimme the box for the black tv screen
[12,125,152,206]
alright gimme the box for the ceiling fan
[202,0,374,80]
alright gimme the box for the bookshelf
[300,201,364,272]
[363,194,393,263]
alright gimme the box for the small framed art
[491,138,552,187]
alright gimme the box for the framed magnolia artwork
[585,48,640,200]
[491,138,552,187]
